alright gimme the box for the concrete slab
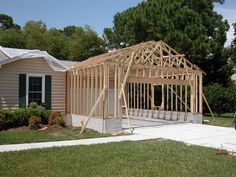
[122,118,183,129]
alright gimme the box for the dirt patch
[7,126,29,132]
[6,124,63,133]
[40,124,63,133]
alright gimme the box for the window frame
[26,74,45,106]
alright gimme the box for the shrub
[29,109,51,124]
[48,112,65,127]
[226,84,236,112]
[48,112,58,125]
[0,109,15,129]
[0,113,5,130]
[204,83,236,116]
[28,116,41,129]
[28,102,38,109]
[0,109,52,129]
[14,109,31,126]
[28,102,46,110]
[55,116,65,127]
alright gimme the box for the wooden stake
[80,87,107,134]
[121,84,132,134]
[202,93,215,120]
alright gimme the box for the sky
[0,0,235,46]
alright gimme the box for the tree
[104,0,232,86]
[0,28,25,48]
[0,14,107,61]
[230,23,236,64]
[63,26,77,37]
[0,14,20,30]
[44,28,69,59]
[23,20,47,50]
[68,25,107,61]
[0,14,25,48]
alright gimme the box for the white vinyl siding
[0,58,66,113]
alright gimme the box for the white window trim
[26,74,45,106]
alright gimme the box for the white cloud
[215,7,236,46]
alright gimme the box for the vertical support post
[131,82,133,109]
[137,83,139,109]
[199,73,203,113]
[171,71,174,111]
[117,65,121,117]
[171,85,173,112]
[95,66,98,116]
[91,67,94,115]
[190,73,195,114]
[185,74,188,112]
[195,74,198,113]
[70,71,73,114]
[103,63,109,119]
[180,74,183,112]
[114,64,118,117]
[140,83,142,110]
[143,69,146,109]
[134,83,136,109]
[99,66,103,117]
[147,83,149,109]
[66,72,71,114]
[144,83,146,109]
[83,69,86,114]
[161,68,164,110]
[167,84,169,111]
[166,71,169,111]
[128,83,130,109]
[175,76,178,111]
[87,69,90,115]
[76,70,79,114]
[162,84,164,110]
[151,84,154,109]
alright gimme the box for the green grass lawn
[0,140,235,177]
[0,126,110,145]
[203,113,235,128]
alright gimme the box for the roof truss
[71,40,203,74]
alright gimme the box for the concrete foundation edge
[66,114,122,133]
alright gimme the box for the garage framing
[67,41,205,133]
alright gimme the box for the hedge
[204,83,236,116]
[0,109,52,130]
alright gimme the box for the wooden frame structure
[67,41,204,133]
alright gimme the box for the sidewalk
[0,123,236,153]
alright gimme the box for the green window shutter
[45,75,52,110]
[19,74,26,108]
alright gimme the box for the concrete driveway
[123,118,236,152]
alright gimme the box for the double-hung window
[26,75,45,105]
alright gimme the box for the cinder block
[158,111,164,119]
[148,110,153,118]
[142,110,148,118]
[165,111,171,120]
[178,112,185,121]
[153,110,159,119]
